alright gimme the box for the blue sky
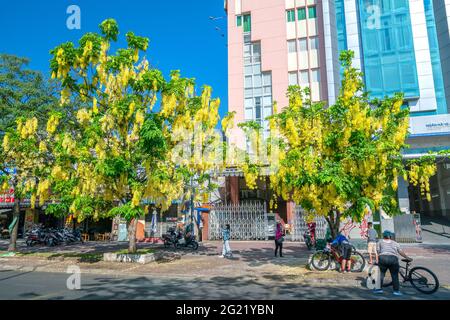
[0,0,229,116]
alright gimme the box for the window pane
[245,98,253,108]
[263,96,272,107]
[253,64,261,74]
[253,74,262,87]
[253,43,261,56]
[298,8,307,20]
[299,38,308,51]
[245,76,252,88]
[244,44,251,57]
[243,14,251,32]
[299,70,309,85]
[287,10,295,22]
[310,37,319,50]
[244,65,253,75]
[245,88,253,97]
[308,6,317,19]
[289,72,298,85]
[254,87,262,96]
[288,40,297,53]
[264,86,272,94]
[255,97,262,119]
[236,16,242,27]
[312,69,320,82]
[263,72,272,85]
[245,108,253,120]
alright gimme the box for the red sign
[0,188,15,203]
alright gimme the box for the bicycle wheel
[350,251,366,272]
[409,267,439,294]
[311,250,331,271]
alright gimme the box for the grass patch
[114,248,156,255]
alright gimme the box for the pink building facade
[223,0,341,224]
[226,0,337,149]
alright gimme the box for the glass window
[245,88,253,97]
[263,73,272,85]
[243,14,251,32]
[299,38,308,51]
[298,8,307,20]
[287,9,295,22]
[253,64,261,74]
[244,44,251,57]
[245,108,253,120]
[263,86,272,95]
[255,97,262,120]
[299,70,309,85]
[254,87,262,96]
[245,76,252,88]
[311,69,320,82]
[289,72,298,86]
[244,65,253,75]
[263,96,272,107]
[310,37,319,50]
[245,98,253,109]
[253,43,261,56]
[288,40,297,53]
[236,15,242,27]
[253,75,262,87]
[308,6,317,19]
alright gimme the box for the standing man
[367,222,379,265]
[219,224,232,258]
[373,231,412,296]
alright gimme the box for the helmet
[383,230,392,238]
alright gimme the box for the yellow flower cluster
[76,108,92,125]
[408,163,436,201]
[2,134,10,152]
[46,114,60,134]
[19,118,38,139]
[37,179,50,206]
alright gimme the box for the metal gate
[291,206,328,241]
[393,213,422,243]
[208,201,268,240]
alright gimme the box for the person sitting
[331,233,352,273]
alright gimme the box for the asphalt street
[0,270,449,300]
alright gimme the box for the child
[367,222,379,265]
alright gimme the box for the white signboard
[409,114,450,135]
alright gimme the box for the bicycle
[311,243,366,272]
[381,258,439,294]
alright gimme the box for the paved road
[0,270,449,300]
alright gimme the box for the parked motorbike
[174,232,199,250]
[162,227,178,248]
[25,225,83,247]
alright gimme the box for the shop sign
[0,188,14,203]
[409,114,450,135]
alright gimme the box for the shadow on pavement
[58,275,450,300]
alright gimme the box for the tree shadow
[70,274,450,300]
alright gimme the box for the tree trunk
[326,210,341,239]
[8,200,20,252]
[127,218,138,253]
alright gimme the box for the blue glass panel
[358,0,420,99]
[422,0,447,115]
